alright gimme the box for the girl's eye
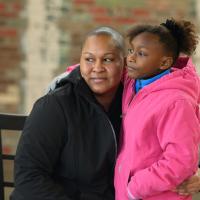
[128,49,134,54]
[138,51,146,56]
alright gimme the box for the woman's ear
[160,57,173,70]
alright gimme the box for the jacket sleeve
[127,99,200,199]
[11,94,72,200]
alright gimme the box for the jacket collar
[134,69,171,93]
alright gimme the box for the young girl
[114,19,200,200]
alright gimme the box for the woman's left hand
[173,170,200,195]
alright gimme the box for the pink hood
[148,57,200,105]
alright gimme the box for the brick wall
[0,0,199,113]
[0,0,25,113]
[60,0,197,64]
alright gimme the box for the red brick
[0,61,19,69]
[0,56,22,64]
[0,54,22,62]
[73,0,95,5]
[12,2,22,12]
[114,17,136,24]
[132,9,150,17]
[0,2,6,11]
[0,28,17,37]
[0,45,18,50]
[0,79,15,84]
[89,6,108,15]
[0,12,18,18]
[93,16,113,24]
[3,146,12,154]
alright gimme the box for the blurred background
[0,0,200,115]
[0,0,200,199]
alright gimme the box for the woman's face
[80,35,124,97]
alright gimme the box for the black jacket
[11,68,122,200]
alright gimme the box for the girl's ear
[160,56,173,70]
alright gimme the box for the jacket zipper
[105,115,118,161]
[128,93,135,106]
[85,98,119,177]
[123,91,146,121]
[96,106,118,163]
[91,102,118,165]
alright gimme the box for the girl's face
[126,32,171,79]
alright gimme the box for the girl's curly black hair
[127,18,199,62]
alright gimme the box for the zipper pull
[120,113,126,118]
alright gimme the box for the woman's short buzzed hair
[85,26,125,55]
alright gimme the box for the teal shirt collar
[134,69,170,93]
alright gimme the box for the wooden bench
[0,113,27,200]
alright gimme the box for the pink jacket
[114,57,200,200]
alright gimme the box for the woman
[11,27,125,200]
